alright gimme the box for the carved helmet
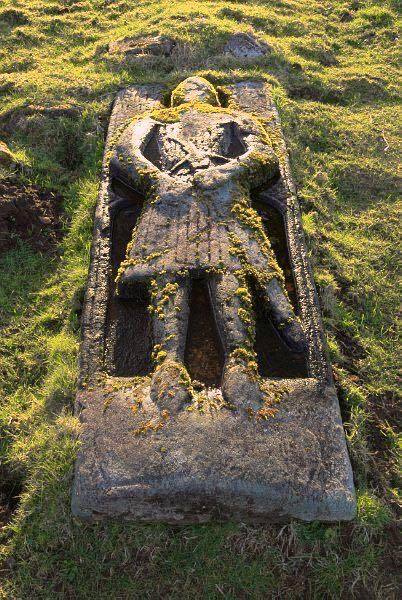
[171,76,220,107]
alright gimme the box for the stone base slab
[72,378,355,522]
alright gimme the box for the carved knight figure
[110,77,306,413]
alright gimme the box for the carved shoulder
[110,117,162,194]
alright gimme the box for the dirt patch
[335,328,366,372]
[367,390,400,432]
[184,278,225,387]
[0,179,63,253]
[0,468,23,533]
[0,503,13,532]
[365,390,401,490]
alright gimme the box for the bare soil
[0,469,23,534]
[0,179,63,253]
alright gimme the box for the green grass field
[0,0,400,597]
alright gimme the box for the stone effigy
[72,77,356,522]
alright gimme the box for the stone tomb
[72,78,356,522]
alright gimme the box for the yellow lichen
[133,409,170,436]
[186,389,233,414]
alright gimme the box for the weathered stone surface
[73,380,355,522]
[72,78,356,523]
[224,32,272,58]
[108,35,176,58]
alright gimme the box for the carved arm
[109,117,162,196]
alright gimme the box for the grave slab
[72,79,356,522]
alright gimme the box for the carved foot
[116,264,153,300]
[279,318,307,353]
[150,359,192,415]
[265,279,307,353]
[222,362,263,412]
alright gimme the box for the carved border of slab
[78,85,164,386]
[227,82,330,382]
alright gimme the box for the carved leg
[209,272,263,411]
[149,274,192,414]
[263,278,307,353]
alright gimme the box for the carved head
[171,76,221,108]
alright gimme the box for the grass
[0,0,400,597]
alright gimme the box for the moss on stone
[170,76,220,108]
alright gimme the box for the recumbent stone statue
[110,76,306,414]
